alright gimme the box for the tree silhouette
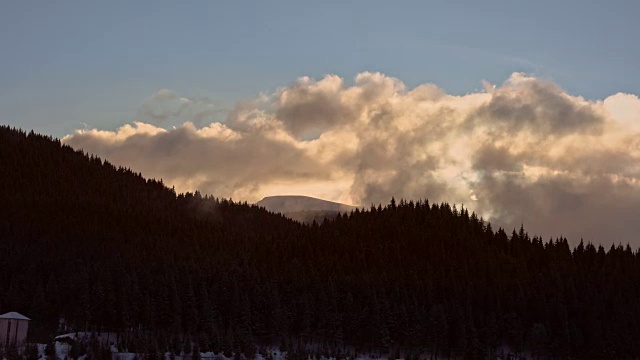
[2,125,640,358]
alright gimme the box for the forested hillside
[2,125,640,359]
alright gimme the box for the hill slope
[2,125,640,359]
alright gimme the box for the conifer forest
[2,126,640,359]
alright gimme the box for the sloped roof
[0,312,31,320]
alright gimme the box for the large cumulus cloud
[63,72,640,245]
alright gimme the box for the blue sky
[1,0,639,137]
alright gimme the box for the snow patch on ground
[22,340,531,360]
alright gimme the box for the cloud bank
[63,72,640,245]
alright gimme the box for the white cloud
[63,72,640,245]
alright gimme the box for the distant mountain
[256,195,358,223]
[257,195,357,213]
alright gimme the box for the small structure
[0,312,30,348]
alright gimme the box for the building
[0,312,30,348]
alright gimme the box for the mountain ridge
[3,125,640,358]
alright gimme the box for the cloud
[63,72,640,245]
[137,89,224,127]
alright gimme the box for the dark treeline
[2,125,640,359]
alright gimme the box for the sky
[3,1,640,245]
